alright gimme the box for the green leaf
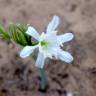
[0,25,10,40]
[8,23,32,46]
[16,23,32,45]
[0,23,38,47]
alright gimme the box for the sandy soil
[0,0,96,96]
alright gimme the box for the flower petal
[47,15,60,33]
[36,53,45,68]
[57,33,74,44]
[57,49,73,63]
[20,45,38,58]
[26,26,40,40]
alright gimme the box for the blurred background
[0,0,96,96]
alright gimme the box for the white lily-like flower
[20,15,74,68]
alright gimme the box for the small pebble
[66,92,73,96]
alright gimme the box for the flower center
[40,40,48,47]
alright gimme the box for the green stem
[32,55,47,90]
[38,68,47,90]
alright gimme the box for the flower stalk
[31,52,48,90]
[38,68,47,90]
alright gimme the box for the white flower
[20,15,74,68]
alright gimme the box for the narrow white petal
[26,26,40,40]
[36,53,45,68]
[47,15,60,33]
[57,49,73,63]
[39,32,46,42]
[57,33,74,44]
[20,45,38,58]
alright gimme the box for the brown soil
[0,0,96,96]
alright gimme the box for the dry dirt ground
[0,0,96,96]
